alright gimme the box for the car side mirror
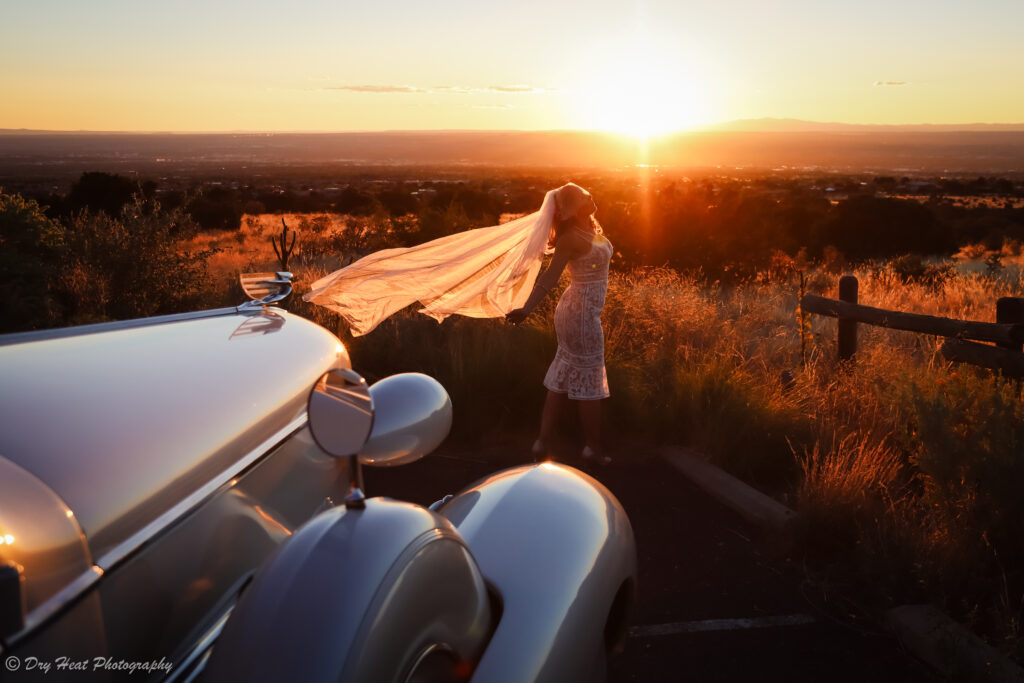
[307,368,375,459]
[358,373,452,467]
[307,370,452,508]
[308,370,452,466]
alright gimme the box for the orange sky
[2,0,1023,134]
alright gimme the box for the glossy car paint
[358,373,453,467]
[0,310,346,568]
[440,463,637,683]
[203,498,492,682]
[0,458,92,628]
[0,309,351,655]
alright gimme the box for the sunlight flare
[578,43,713,137]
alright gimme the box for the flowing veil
[303,189,559,336]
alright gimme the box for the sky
[2,0,1023,134]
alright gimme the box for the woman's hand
[505,308,529,325]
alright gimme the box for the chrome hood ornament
[238,272,293,311]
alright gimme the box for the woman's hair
[547,183,602,249]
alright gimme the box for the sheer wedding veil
[304,183,590,336]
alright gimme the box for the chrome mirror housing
[359,373,452,467]
[307,368,374,458]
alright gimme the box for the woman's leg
[538,390,568,448]
[578,398,602,454]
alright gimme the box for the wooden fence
[800,275,1024,377]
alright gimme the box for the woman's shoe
[581,446,611,466]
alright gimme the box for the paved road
[364,439,938,683]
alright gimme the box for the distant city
[2,126,1024,182]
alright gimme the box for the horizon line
[4,118,1024,136]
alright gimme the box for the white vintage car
[0,274,636,682]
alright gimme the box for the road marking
[630,614,816,638]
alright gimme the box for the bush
[57,198,217,323]
[884,254,955,289]
[187,194,243,231]
[344,312,554,444]
[66,171,137,217]
[896,372,1024,565]
[818,195,954,260]
[0,192,66,332]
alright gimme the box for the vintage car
[0,274,636,682]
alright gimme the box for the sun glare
[578,44,712,138]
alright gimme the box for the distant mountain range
[697,118,1024,133]
[3,123,1024,173]
[4,118,1024,135]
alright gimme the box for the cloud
[873,81,909,87]
[326,85,428,93]
[325,84,559,95]
[484,85,560,94]
[434,85,560,95]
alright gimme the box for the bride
[304,182,612,464]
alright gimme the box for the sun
[578,44,712,138]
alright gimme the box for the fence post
[838,275,858,362]
[996,298,1024,352]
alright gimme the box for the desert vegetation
[3,167,1024,662]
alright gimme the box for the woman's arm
[506,231,588,324]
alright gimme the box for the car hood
[0,308,347,575]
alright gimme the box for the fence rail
[941,338,1024,376]
[800,295,1024,346]
[799,275,1024,376]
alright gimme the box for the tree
[377,189,418,216]
[0,192,66,331]
[186,194,243,231]
[67,172,137,216]
[817,196,954,260]
[336,187,376,215]
[58,197,215,324]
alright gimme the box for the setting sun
[578,43,714,137]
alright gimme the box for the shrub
[187,194,243,231]
[57,197,217,323]
[344,311,554,444]
[0,191,66,332]
[884,254,955,289]
[895,371,1024,565]
[819,195,954,260]
[795,433,904,557]
[66,171,137,217]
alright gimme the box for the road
[363,439,939,683]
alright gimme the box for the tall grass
[196,214,1024,661]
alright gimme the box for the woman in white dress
[304,182,611,462]
[506,183,613,465]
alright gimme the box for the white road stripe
[630,614,816,638]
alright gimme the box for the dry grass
[597,262,1023,656]
[798,434,903,513]
[183,213,368,315]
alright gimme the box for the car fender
[438,463,637,683]
[202,498,492,683]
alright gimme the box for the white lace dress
[542,228,613,400]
